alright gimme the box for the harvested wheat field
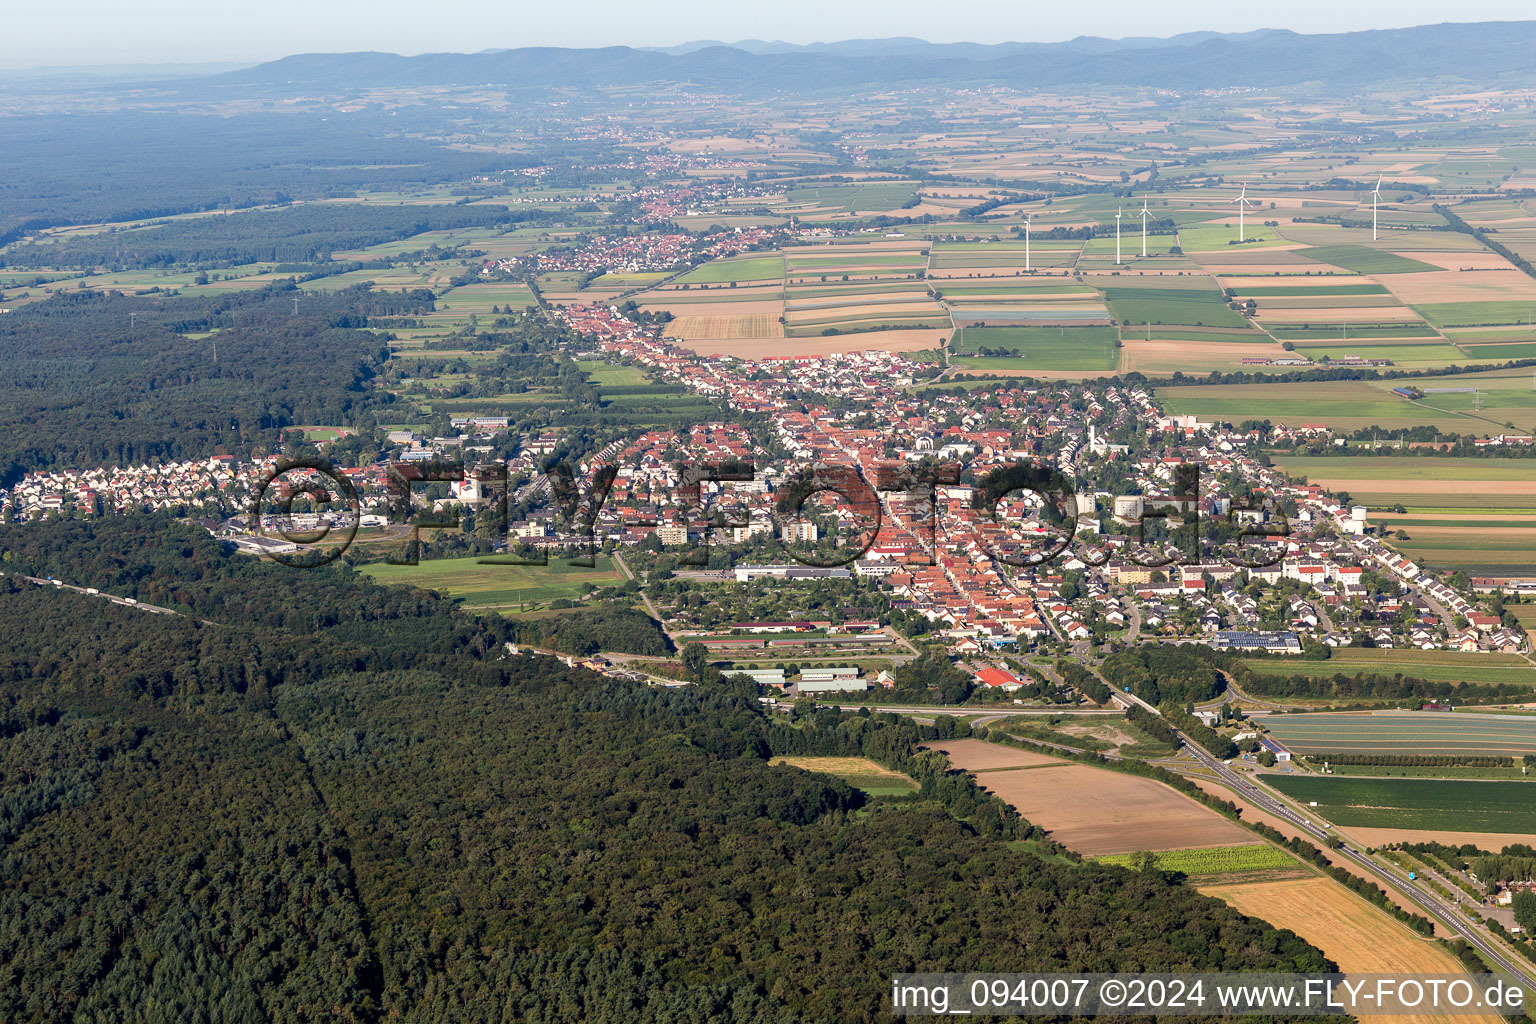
[1218,275,1392,291]
[668,314,784,340]
[1384,268,1536,305]
[1201,877,1501,1024]
[922,737,1065,771]
[972,761,1251,855]
[1341,826,1536,850]
[1395,250,1528,273]
[640,298,784,317]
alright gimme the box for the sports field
[577,361,653,387]
[360,554,624,610]
[1263,711,1536,756]
[1266,775,1536,832]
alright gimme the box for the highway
[10,573,181,617]
[832,703,1125,717]
[1172,728,1536,990]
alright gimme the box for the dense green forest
[3,203,546,270]
[0,113,520,246]
[1224,658,1529,702]
[506,603,672,657]
[1100,646,1226,706]
[0,518,1330,1020]
[0,284,407,483]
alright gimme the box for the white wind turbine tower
[1371,175,1383,241]
[1231,183,1257,244]
[1022,212,1031,272]
[1139,198,1151,258]
[1115,207,1123,265]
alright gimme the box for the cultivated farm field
[1095,844,1302,877]
[1272,456,1536,500]
[969,760,1252,855]
[1266,774,1536,833]
[1242,649,1536,685]
[1201,876,1505,1021]
[1158,372,1536,433]
[923,737,1068,771]
[1263,711,1536,756]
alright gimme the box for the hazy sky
[6,0,1536,70]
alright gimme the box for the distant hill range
[216,22,1536,93]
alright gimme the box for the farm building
[1259,738,1292,762]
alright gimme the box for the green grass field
[954,325,1119,370]
[1157,374,1536,432]
[1416,302,1536,328]
[788,254,926,271]
[1459,343,1536,360]
[1264,711,1536,756]
[1294,245,1441,274]
[676,256,784,284]
[433,281,538,313]
[1291,343,1468,365]
[1157,382,1418,427]
[1082,235,1177,257]
[360,554,624,609]
[1101,285,1249,328]
[1266,774,1536,832]
[1273,455,1536,484]
[1178,224,1288,251]
[1268,324,1437,339]
[1096,844,1300,876]
[785,182,919,212]
[576,360,653,387]
[1244,649,1536,686]
[1231,284,1392,297]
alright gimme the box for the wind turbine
[1231,184,1257,244]
[1022,213,1031,272]
[1371,175,1383,241]
[1139,198,1151,258]
[1115,207,1123,265]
